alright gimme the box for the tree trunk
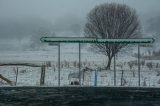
[106,57,112,70]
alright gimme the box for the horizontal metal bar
[40,37,155,44]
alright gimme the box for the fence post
[94,69,97,86]
[40,65,45,86]
[15,67,18,86]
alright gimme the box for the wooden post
[82,70,85,85]
[121,69,124,86]
[94,69,97,86]
[0,74,13,86]
[40,65,45,86]
[15,67,18,86]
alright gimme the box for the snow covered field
[0,45,160,87]
[1,64,160,87]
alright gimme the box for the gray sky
[1,0,160,21]
[0,0,160,50]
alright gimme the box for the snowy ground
[1,59,160,87]
[0,45,160,87]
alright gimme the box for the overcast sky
[1,0,160,21]
[0,0,160,50]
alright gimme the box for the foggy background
[0,0,160,51]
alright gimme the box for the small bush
[146,62,153,70]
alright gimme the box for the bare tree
[84,3,141,69]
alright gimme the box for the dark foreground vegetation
[0,87,160,106]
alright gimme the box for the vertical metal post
[114,44,116,86]
[114,54,116,86]
[58,43,60,86]
[79,43,81,85]
[138,44,140,86]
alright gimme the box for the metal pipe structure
[40,37,154,87]
[40,37,155,44]
[114,53,116,86]
[79,43,81,86]
[113,43,116,86]
[58,43,61,86]
[138,44,140,86]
